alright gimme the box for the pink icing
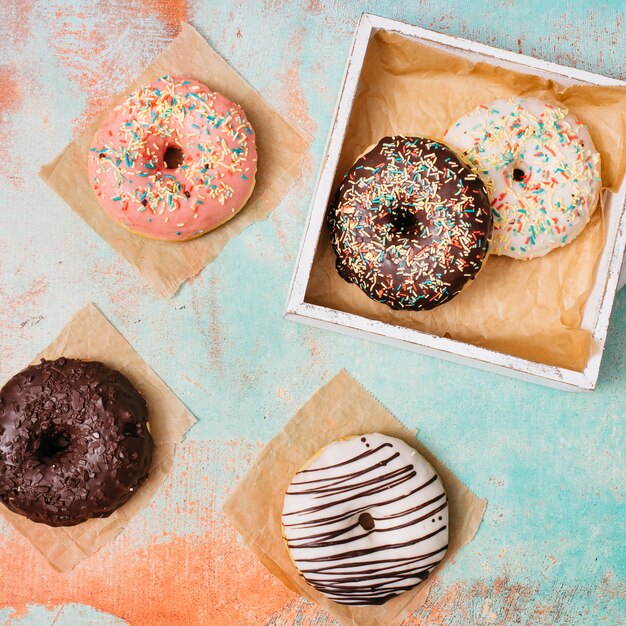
[88,75,257,241]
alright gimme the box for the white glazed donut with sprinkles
[88,75,257,241]
[444,97,601,259]
[282,433,448,606]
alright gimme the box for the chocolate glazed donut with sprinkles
[89,75,257,241]
[327,136,493,310]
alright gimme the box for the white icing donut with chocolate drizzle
[444,97,601,259]
[281,434,448,606]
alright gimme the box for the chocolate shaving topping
[0,358,153,527]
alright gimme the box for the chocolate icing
[0,358,153,527]
[327,136,493,310]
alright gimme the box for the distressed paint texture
[0,0,625,624]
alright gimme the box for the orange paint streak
[306,0,322,12]
[0,65,24,188]
[275,29,315,250]
[188,275,224,365]
[0,67,20,114]
[271,212,293,261]
[405,572,626,625]
[150,0,189,35]
[0,526,293,625]
[279,30,316,135]
[48,1,189,133]
[2,2,32,50]
[0,440,295,625]
[48,6,112,131]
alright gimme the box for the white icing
[444,97,601,259]
[282,433,448,605]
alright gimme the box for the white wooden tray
[285,13,626,391]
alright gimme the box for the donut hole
[37,427,71,462]
[389,207,417,233]
[124,422,138,437]
[163,146,184,170]
[358,512,376,531]
[512,167,526,182]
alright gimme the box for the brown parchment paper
[306,31,626,371]
[223,371,486,626]
[40,22,311,298]
[0,303,196,571]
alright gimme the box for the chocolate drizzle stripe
[287,461,411,498]
[284,468,418,516]
[289,501,448,549]
[292,525,447,561]
[282,474,439,528]
[377,492,447,521]
[305,562,444,590]
[290,510,448,549]
[282,434,448,605]
[296,442,392,474]
[300,549,447,576]
[289,451,400,487]
[308,562,441,588]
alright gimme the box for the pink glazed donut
[88,75,257,241]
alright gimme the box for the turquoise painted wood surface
[0,0,624,624]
